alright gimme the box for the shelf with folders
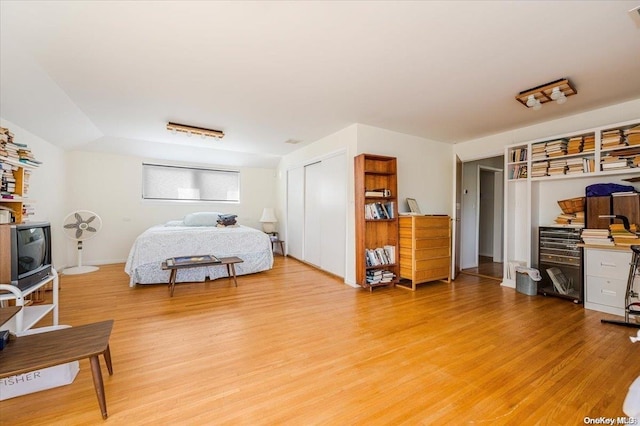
[507,144,528,180]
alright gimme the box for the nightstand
[270,237,285,256]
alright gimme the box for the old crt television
[0,222,52,291]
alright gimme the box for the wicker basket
[558,197,585,214]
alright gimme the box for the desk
[0,320,114,419]
[162,256,244,297]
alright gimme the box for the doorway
[459,156,504,280]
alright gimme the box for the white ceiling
[1,1,640,168]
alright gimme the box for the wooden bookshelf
[354,154,399,290]
[0,127,39,224]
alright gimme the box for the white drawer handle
[600,262,617,267]
[601,289,617,296]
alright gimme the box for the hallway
[461,255,502,281]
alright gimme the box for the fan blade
[86,216,96,223]
[86,226,97,233]
[64,223,77,229]
[76,228,83,239]
[74,212,82,223]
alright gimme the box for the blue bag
[585,183,636,197]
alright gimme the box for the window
[142,163,240,202]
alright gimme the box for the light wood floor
[1,256,637,424]
[461,255,503,280]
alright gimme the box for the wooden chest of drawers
[398,215,451,290]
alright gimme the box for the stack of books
[625,125,640,146]
[554,213,576,225]
[601,129,625,149]
[531,143,547,161]
[366,269,395,285]
[531,161,549,177]
[610,223,639,246]
[581,228,614,246]
[364,188,388,197]
[548,158,567,176]
[566,157,591,174]
[0,126,42,167]
[601,154,632,171]
[545,139,568,158]
[567,136,584,154]
[583,134,596,151]
[572,211,585,226]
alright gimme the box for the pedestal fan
[62,210,102,275]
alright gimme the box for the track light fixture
[166,122,225,139]
[516,78,576,110]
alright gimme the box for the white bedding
[124,224,273,286]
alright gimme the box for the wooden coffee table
[0,320,114,419]
[162,256,244,297]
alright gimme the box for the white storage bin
[0,325,80,401]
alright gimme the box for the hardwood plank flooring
[1,256,637,424]
[461,255,503,280]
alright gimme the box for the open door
[452,155,462,280]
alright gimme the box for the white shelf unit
[0,268,58,333]
[503,118,640,287]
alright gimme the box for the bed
[125,222,273,286]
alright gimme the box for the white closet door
[319,153,346,277]
[286,167,304,260]
[304,162,322,267]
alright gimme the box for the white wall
[0,118,67,271]
[278,123,454,286]
[65,150,277,265]
[357,124,453,215]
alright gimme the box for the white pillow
[183,212,221,226]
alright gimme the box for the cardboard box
[0,326,80,401]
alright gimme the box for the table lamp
[259,208,278,233]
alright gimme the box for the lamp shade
[259,208,277,223]
[260,208,277,233]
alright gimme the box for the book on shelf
[365,246,396,267]
[510,148,527,162]
[383,244,396,264]
[365,201,394,220]
[365,188,390,197]
[166,255,221,267]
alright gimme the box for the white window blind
[142,163,240,202]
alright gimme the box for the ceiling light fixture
[166,122,225,139]
[516,78,577,110]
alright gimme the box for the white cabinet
[0,269,58,333]
[584,248,630,316]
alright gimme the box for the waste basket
[515,266,542,296]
